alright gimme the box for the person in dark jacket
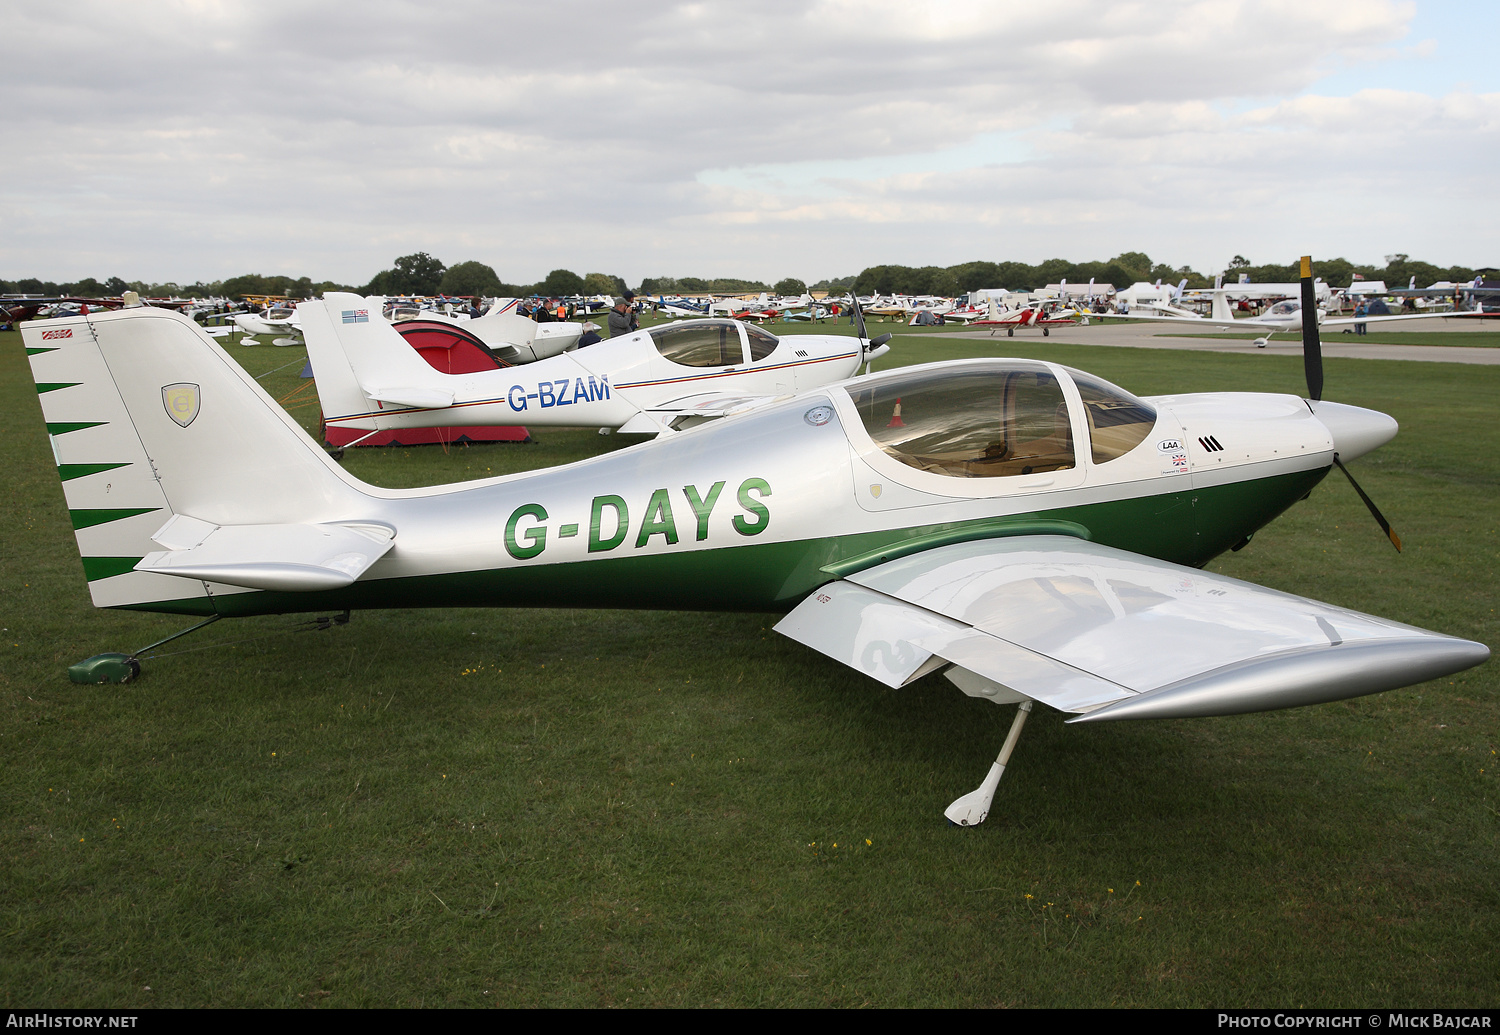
[607,297,637,337]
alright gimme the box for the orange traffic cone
[887,398,906,428]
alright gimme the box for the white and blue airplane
[301,292,889,441]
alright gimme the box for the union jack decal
[341,310,369,324]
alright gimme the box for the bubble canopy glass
[843,361,1155,479]
[646,319,780,368]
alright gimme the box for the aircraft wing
[1321,310,1490,328]
[136,514,396,592]
[774,536,1486,722]
[1100,311,1209,323]
[636,390,778,432]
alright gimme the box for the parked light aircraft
[301,292,889,442]
[1114,280,1196,318]
[1114,283,1481,345]
[450,297,585,363]
[230,306,303,347]
[23,261,1487,825]
[972,297,1079,336]
[651,297,711,319]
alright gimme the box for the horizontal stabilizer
[138,516,396,591]
[364,386,455,409]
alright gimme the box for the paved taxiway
[917,317,1500,365]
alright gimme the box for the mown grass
[1,323,1495,1007]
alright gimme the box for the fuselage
[319,318,867,434]
[164,358,1391,619]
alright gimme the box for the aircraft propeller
[847,292,892,374]
[1300,255,1402,552]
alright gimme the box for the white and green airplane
[21,266,1488,825]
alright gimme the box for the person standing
[607,296,637,337]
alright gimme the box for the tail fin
[24,308,373,611]
[1211,286,1234,323]
[301,293,460,427]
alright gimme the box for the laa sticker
[1156,438,1183,453]
[162,383,201,428]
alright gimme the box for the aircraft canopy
[843,361,1155,478]
[647,319,781,367]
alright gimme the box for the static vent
[795,349,809,358]
[1198,435,1224,452]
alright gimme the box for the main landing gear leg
[945,701,1033,827]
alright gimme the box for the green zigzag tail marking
[59,462,132,482]
[81,557,146,582]
[70,508,159,530]
[47,422,108,436]
[36,383,82,394]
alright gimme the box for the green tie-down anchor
[67,611,351,684]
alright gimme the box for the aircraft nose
[1309,400,1398,462]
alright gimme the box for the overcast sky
[2,0,1494,288]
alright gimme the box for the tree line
[850,252,1485,296]
[3,251,1483,303]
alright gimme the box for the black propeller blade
[1300,254,1323,402]
[846,292,890,370]
[1334,456,1403,553]
[1302,255,1400,552]
[848,291,868,341]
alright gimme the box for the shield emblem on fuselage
[162,384,200,427]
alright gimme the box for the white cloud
[1,0,1490,286]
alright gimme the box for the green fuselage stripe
[114,468,1330,619]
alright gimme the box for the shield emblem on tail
[162,384,200,427]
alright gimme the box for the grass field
[2,321,1495,1007]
